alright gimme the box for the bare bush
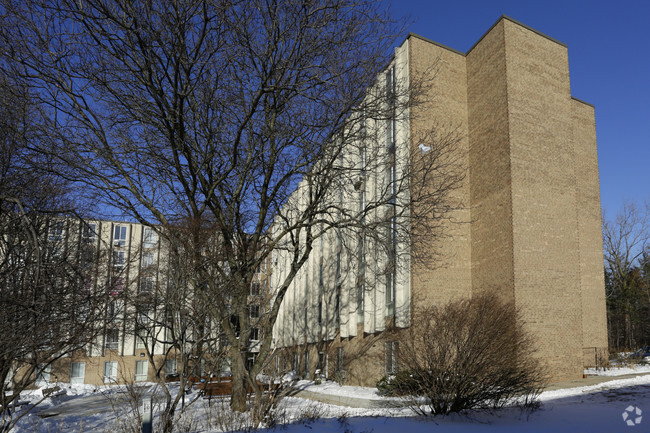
[389,293,546,415]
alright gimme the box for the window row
[101,359,176,383]
[44,222,158,249]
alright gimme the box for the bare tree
[0,76,108,432]
[129,222,227,433]
[603,200,650,350]
[1,0,464,412]
[385,293,545,416]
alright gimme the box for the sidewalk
[290,387,405,409]
[292,371,650,409]
[544,371,650,391]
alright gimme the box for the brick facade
[278,16,607,385]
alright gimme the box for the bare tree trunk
[230,349,248,412]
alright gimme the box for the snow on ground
[9,368,650,433]
[585,363,650,376]
[293,379,390,400]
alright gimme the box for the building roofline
[406,15,568,58]
[467,15,567,55]
[571,96,596,108]
[406,32,465,56]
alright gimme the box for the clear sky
[387,0,650,220]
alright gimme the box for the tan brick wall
[409,17,607,382]
[408,36,472,307]
[51,351,170,386]
[465,20,516,302]
[498,19,584,381]
[572,99,608,364]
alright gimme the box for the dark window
[113,250,126,268]
[105,328,119,350]
[385,341,399,375]
[250,282,261,296]
[140,277,153,294]
[48,221,64,242]
[143,227,157,248]
[82,223,96,243]
[113,225,127,247]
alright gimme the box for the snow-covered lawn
[9,367,650,432]
[585,363,650,376]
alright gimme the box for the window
[141,251,154,268]
[70,362,86,384]
[385,65,397,320]
[80,245,96,267]
[143,227,157,248]
[113,225,127,247]
[164,359,177,377]
[48,221,64,242]
[336,251,341,281]
[318,263,324,326]
[357,282,365,323]
[385,341,399,375]
[250,327,259,341]
[336,347,344,373]
[385,220,396,317]
[335,285,341,327]
[250,282,261,296]
[386,67,396,151]
[249,305,260,319]
[359,145,367,222]
[109,277,124,296]
[113,250,126,268]
[104,361,118,383]
[389,162,397,204]
[47,223,63,257]
[318,352,328,379]
[135,328,147,349]
[137,307,151,324]
[357,238,366,323]
[246,353,257,371]
[386,269,395,317]
[135,360,148,382]
[107,300,122,318]
[139,277,153,294]
[82,223,96,243]
[105,328,119,350]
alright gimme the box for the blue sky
[388,0,650,220]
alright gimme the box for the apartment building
[37,220,162,385]
[270,16,608,385]
[37,16,607,388]
[41,219,267,386]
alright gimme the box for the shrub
[376,370,422,396]
[396,293,546,415]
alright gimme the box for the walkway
[292,372,650,409]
